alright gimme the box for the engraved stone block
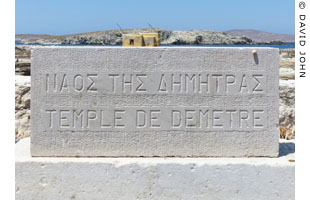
[31,47,279,157]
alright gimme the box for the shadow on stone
[254,54,259,65]
[279,142,295,157]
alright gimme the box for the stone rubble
[279,80,295,139]
[15,76,30,141]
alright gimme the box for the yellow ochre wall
[122,33,160,46]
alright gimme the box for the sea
[15,41,295,49]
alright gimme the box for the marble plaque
[31,47,279,157]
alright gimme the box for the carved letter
[172,74,182,92]
[46,110,56,128]
[136,74,147,92]
[122,74,133,93]
[253,110,264,128]
[136,110,147,128]
[185,74,196,92]
[172,110,182,128]
[212,110,223,128]
[158,74,168,92]
[73,109,84,128]
[74,74,84,92]
[87,74,98,92]
[109,74,119,93]
[87,110,97,128]
[150,110,161,128]
[239,110,249,128]
[185,109,196,128]
[252,75,263,92]
[59,110,70,128]
[60,74,69,92]
[199,109,209,128]
[225,75,236,93]
[212,74,223,93]
[100,110,111,128]
[114,110,125,128]
[226,110,236,128]
[198,74,209,93]
[240,75,249,93]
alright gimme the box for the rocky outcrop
[224,29,295,42]
[18,29,257,45]
[15,45,31,58]
[15,34,55,44]
[159,30,254,45]
[63,33,123,45]
[15,46,32,75]
[279,80,295,139]
[15,76,31,141]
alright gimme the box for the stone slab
[16,138,294,200]
[31,47,279,157]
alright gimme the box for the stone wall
[278,49,295,139]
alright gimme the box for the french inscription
[44,107,265,131]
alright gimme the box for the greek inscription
[44,72,265,94]
[45,73,99,93]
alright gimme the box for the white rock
[280,68,295,80]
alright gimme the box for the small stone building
[123,33,160,46]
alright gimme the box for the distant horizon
[15,28,295,36]
[16,0,294,35]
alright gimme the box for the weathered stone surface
[279,49,295,80]
[280,68,294,80]
[16,138,295,200]
[15,76,31,141]
[31,47,279,157]
[15,46,295,77]
[15,45,32,75]
[279,80,295,139]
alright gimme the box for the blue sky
[15,0,294,35]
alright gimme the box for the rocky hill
[16,28,262,45]
[15,34,55,43]
[224,29,294,42]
